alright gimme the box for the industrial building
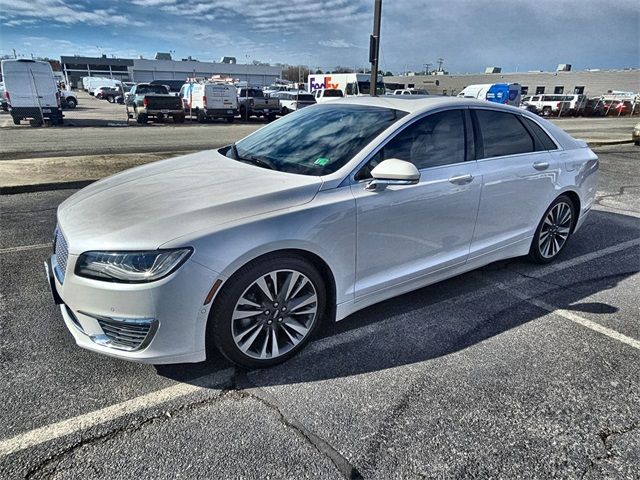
[385,68,640,97]
[60,55,281,88]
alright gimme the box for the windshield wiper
[229,143,274,170]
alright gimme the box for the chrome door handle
[533,161,549,170]
[448,174,474,185]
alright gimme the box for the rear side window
[522,117,558,150]
[474,110,535,158]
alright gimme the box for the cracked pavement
[1,144,639,479]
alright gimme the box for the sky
[0,0,638,74]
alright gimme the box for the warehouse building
[385,68,639,97]
[61,55,281,88]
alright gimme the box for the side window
[355,110,466,180]
[521,117,558,150]
[474,110,535,158]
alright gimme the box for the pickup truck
[237,87,280,121]
[126,83,185,124]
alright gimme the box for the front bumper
[49,254,219,364]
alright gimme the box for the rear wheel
[173,113,185,124]
[136,112,148,124]
[528,195,575,264]
[281,107,289,115]
[12,116,21,125]
[106,95,115,103]
[209,255,326,368]
[542,106,552,117]
[267,113,276,122]
[196,109,206,123]
[226,116,234,123]
[240,106,249,121]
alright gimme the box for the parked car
[46,97,598,368]
[313,88,344,103]
[94,86,120,102]
[1,59,63,126]
[602,99,634,116]
[150,80,185,95]
[270,91,316,114]
[0,82,7,111]
[525,95,571,116]
[237,87,280,120]
[563,94,588,116]
[393,89,429,95]
[583,98,605,117]
[60,90,78,109]
[179,82,238,122]
[126,83,185,124]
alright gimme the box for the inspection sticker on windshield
[314,157,330,166]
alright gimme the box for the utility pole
[369,0,382,96]
[423,63,432,75]
[13,48,17,59]
[436,57,444,72]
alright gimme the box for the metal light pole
[369,0,382,96]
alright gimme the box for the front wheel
[209,255,326,368]
[528,195,575,264]
[65,97,77,109]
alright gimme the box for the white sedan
[47,97,599,368]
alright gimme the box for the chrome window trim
[346,106,471,185]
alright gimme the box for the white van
[308,73,384,97]
[1,59,63,126]
[179,82,238,122]
[457,83,521,106]
[85,77,121,94]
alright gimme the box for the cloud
[319,39,359,48]
[0,0,146,27]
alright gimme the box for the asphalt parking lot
[0,144,638,479]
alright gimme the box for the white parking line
[0,243,51,255]
[0,237,637,457]
[496,283,640,351]
[0,369,234,457]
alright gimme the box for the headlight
[75,249,192,283]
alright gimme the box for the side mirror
[366,159,420,191]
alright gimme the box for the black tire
[136,113,148,124]
[196,109,206,123]
[208,254,327,368]
[65,97,77,109]
[12,116,21,125]
[528,195,575,264]
[226,116,234,123]
[542,107,552,117]
[267,113,276,122]
[30,118,43,127]
[173,114,185,124]
[240,106,249,121]
[106,95,115,103]
[281,107,289,115]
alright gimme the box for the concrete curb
[0,140,635,195]
[1,180,96,195]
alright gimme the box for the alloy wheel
[231,269,318,360]
[538,201,572,258]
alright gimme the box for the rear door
[469,108,558,258]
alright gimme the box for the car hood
[57,150,323,253]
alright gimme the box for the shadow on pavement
[156,209,639,386]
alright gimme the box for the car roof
[329,95,518,114]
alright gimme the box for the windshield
[227,104,407,176]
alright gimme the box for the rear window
[522,117,558,150]
[298,94,315,101]
[474,109,535,158]
[136,85,168,94]
[323,89,343,97]
[242,89,264,97]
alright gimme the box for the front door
[351,109,481,300]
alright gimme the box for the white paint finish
[0,368,234,457]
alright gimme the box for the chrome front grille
[95,316,158,351]
[54,227,69,280]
